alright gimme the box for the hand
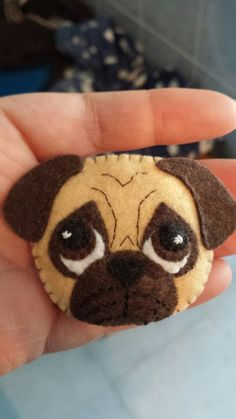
[0,88,235,375]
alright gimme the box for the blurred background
[0,1,236,418]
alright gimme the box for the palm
[0,89,235,375]
[0,148,112,374]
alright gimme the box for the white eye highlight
[143,237,189,274]
[173,234,184,245]
[60,229,105,276]
[61,230,72,239]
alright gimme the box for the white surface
[0,256,236,419]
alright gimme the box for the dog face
[4,154,236,326]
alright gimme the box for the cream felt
[33,154,213,315]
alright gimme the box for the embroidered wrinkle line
[91,187,117,246]
[120,235,135,246]
[101,171,147,187]
[136,190,157,247]
[131,292,171,310]
[80,287,115,307]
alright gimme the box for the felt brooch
[3,154,236,326]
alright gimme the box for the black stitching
[120,235,135,246]
[95,315,124,325]
[78,287,116,307]
[136,190,157,247]
[100,172,135,187]
[82,300,119,318]
[130,291,171,311]
[91,187,117,247]
[155,298,170,310]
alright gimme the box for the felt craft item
[3,154,236,326]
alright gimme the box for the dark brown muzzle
[70,251,178,326]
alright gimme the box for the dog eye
[142,234,189,275]
[60,220,91,251]
[159,222,188,252]
[60,229,105,276]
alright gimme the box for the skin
[0,88,235,376]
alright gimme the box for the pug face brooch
[3,154,236,326]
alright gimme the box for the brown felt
[142,203,199,276]
[5,154,219,324]
[157,158,236,250]
[49,201,109,279]
[70,252,178,326]
[3,155,83,242]
[31,155,214,322]
[107,252,146,287]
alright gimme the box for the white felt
[173,234,184,245]
[60,229,105,276]
[142,237,189,274]
[62,230,72,239]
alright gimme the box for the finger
[44,309,133,353]
[202,159,236,197]
[0,256,55,375]
[200,159,236,257]
[0,89,235,159]
[190,258,232,307]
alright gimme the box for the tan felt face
[32,155,213,326]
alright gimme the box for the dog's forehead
[43,154,201,248]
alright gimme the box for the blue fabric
[51,18,217,158]
[0,64,51,96]
[52,18,186,93]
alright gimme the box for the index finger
[200,159,236,258]
[0,88,235,160]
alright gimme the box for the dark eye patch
[159,222,188,252]
[48,201,109,279]
[142,202,199,275]
[59,220,91,251]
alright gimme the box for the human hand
[0,88,235,375]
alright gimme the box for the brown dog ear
[3,155,84,242]
[157,157,236,250]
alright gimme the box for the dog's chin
[70,297,175,327]
[70,274,178,327]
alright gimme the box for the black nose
[107,253,145,287]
